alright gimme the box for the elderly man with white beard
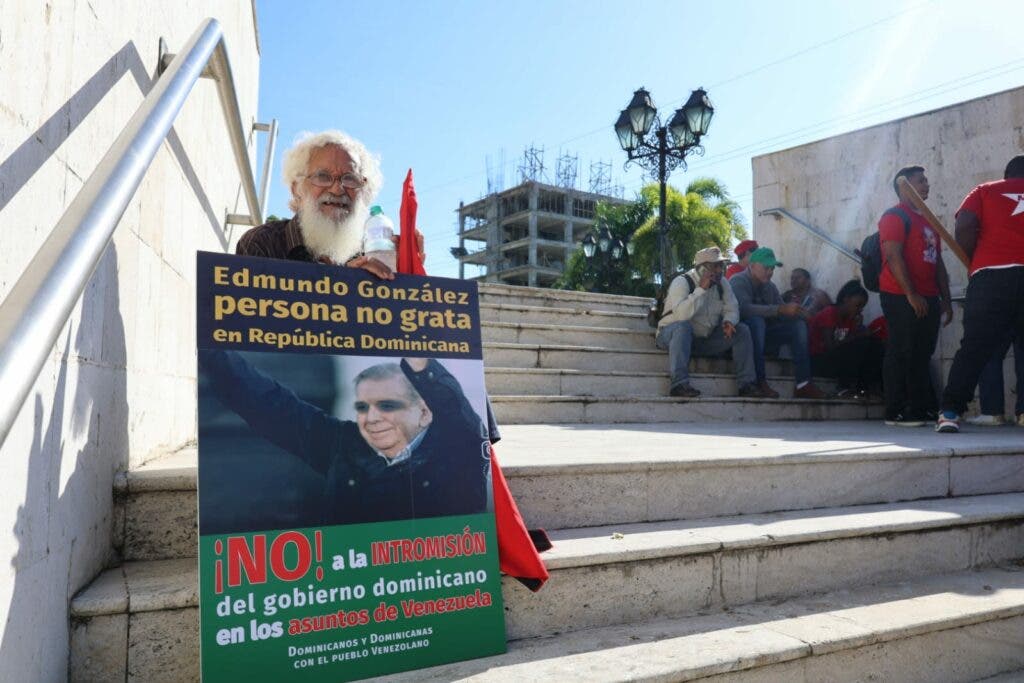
[236,129,423,276]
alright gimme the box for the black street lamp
[581,220,642,292]
[615,87,714,281]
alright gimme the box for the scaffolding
[588,160,612,195]
[555,152,578,189]
[518,145,546,183]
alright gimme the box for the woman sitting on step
[808,280,884,399]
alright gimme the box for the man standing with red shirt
[937,155,1024,433]
[879,166,953,426]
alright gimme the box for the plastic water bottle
[363,205,396,271]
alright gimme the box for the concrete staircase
[69,284,1024,681]
[477,283,883,424]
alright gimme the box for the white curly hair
[282,130,383,212]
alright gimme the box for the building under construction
[455,148,628,286]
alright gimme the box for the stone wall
[0,2,260,680]
[752,86,1024,409]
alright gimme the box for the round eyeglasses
[305,171,366,189]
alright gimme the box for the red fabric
[957,178,1024,276]
[725,263,745,279]
[808,305,858,356]
[398,169,427,276]
[879,202,941,296]
[394,204,549,591]
[490,449,549,591]
[868,316,888,341]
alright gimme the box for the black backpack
[646,272,723,328]
[859,207,910,292]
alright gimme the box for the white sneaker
[967,414,1006,426]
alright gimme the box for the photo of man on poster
[198,349,491,532]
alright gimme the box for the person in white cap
[655,246,761,398]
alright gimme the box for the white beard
[296,192,366,263]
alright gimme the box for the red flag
[491,448,550,591]
[397,169,427,275]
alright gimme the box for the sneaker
[670,382,700,398]
[833,388,856,399]
[935,410,960,433]
[737,383,764,398]
[1017,414,1024,427]
[757,381,780,399]
[793,383,827,400]
[966,414,1006,426]
[884,414,927,427]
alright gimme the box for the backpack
[859,207,910,292]
[646,272,723,328]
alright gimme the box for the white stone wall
[0,2,260,680]
[752,87,1024,409]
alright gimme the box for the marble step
[482,342,810,377]
[483,367,839,397]
[72,497,1024,680]
[478,283,649,315]
[383,566,1024,682]
[488,394,883,424]
[479,301,650,331]
[481,320,654,350]
[114,424,1024,560]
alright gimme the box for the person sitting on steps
[655,247,762,399]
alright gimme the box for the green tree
[630,178,747,279]
[555,194,656,296]
[556,177,747,295]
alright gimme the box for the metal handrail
[758,207,861,265]
[0,18,270,446]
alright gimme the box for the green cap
[369,205,383,216]
[749,247,783,268]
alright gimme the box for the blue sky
[253,0,1023,278]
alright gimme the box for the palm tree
[630,178,747,280]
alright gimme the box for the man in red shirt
[937,155,1024,433]
[878,166,953,426]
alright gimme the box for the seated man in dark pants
[731,248,826,399]
[655,247,760,398]
[200,350,490,525]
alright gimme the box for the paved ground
[494,420,1024,469]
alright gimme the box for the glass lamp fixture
[626,87,657,137]
[614,110,638,152]
[682,88,714,137]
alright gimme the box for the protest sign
[196,252,505,681]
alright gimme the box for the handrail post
[255,119,278,219]
[209,41,262,226]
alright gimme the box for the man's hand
[391,229,427,263]
[722,321,735,339]
[778,302,805,318]
[940,299,954,327]
[345,255,395,280]
[906,292,928,318]
[698,268,714,290]
[405,357,428,373]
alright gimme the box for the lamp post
[614,87,714,282]
[581,220,640,292]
